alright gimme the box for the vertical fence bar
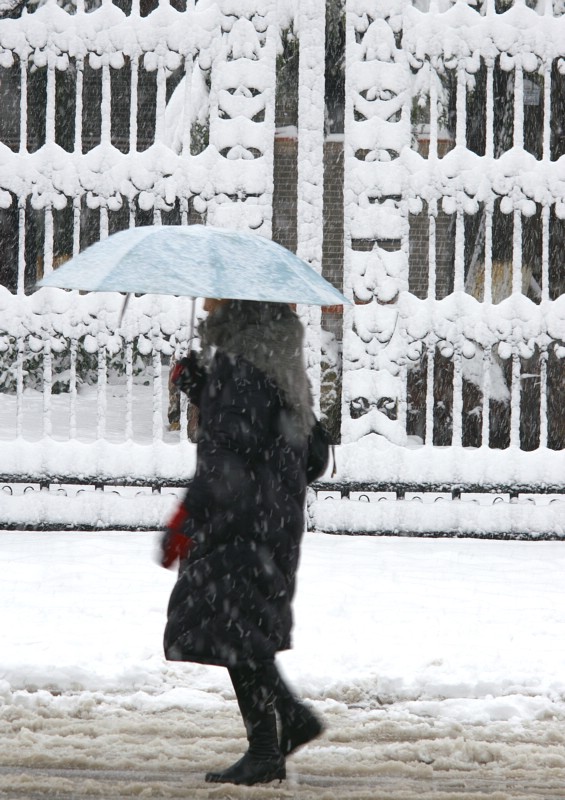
[425,342,435,446]
[152,343,163,442]
[510,349,521,449]
[456,64,467,149]
[398,362,408,439]
[454,208,465,293]
[69,337,77,439]
[46,53,56,145]
[541,11,552,457]
[16,337,25,438]
[513,60,524,151]
[481,345,491,447]
[125,339,134,440]
[539,346,548,449]
[396,72,412,443]
[428,199,437,299]
[43,205,54,276]
[97,345,107,440]
[19,54,28,153]
[177,300,191,441]
[43,341,52,438]
[542,59,551,162]
[484,200,493,304]
[17,199,26,295]
[100,206,109,240]
[180,196,188,225]
[512,209,522,295]
[513,57,524,301]
[541,203,550,303]
[452,348,463,447]
[101,58,111,146]
[155,54,166,144]
[260,17,277,238]
[129,55,139,153]
[181,53,193,158]
[429,59,438,160]
[75,57,84,154]
[297,0,326,411]
[179,391,188,441]
[340,0,355,441]
[73,196,81,256]
[128,198,136,229]
[485,59,494,160]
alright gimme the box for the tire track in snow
[1,764,564,800]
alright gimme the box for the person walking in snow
[159,298,324,786]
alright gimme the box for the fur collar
[199,301,314,437]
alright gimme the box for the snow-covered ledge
[1,436,564,491]
[320,436,565,492]
[309,496,565,540]
[308,437,565,538]
[2,436,564,537]
[0,440,196,485]
[1,490,178,532]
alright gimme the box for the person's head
[203,298,295,324]
[203,297,229,314]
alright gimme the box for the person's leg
[205,662,285,786]
[263,661,324,756]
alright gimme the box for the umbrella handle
[119,294,131,327]
[188,297,197,346]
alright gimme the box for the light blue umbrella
[38,225,350,308]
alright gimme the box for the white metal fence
[0,0,565,492]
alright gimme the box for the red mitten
[171,360,187,386]
[160,530,193,568]
[160,505,193,569]
[167,503,190,535]
[171,352,202,392]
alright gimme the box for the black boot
[262,661,324,756]
[279,701,324,756]
[205,665,286,786]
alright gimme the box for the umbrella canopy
[38,225,351,307]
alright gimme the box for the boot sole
[205,764,286,785]
[205,763,286,786]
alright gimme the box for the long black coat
[164,350,309,667]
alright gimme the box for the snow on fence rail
[2,478,565,537]
[1,440,565,537]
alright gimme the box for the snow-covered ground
[0,379,180,446]
[1,530,565,798]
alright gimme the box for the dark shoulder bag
[306,418,335,484]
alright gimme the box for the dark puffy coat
[164,350,309,667]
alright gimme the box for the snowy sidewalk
[1,697,564,799]
[1,531,565,798]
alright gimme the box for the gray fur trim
[199,300,315,437]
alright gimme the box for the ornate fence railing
[1,0,565,537]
